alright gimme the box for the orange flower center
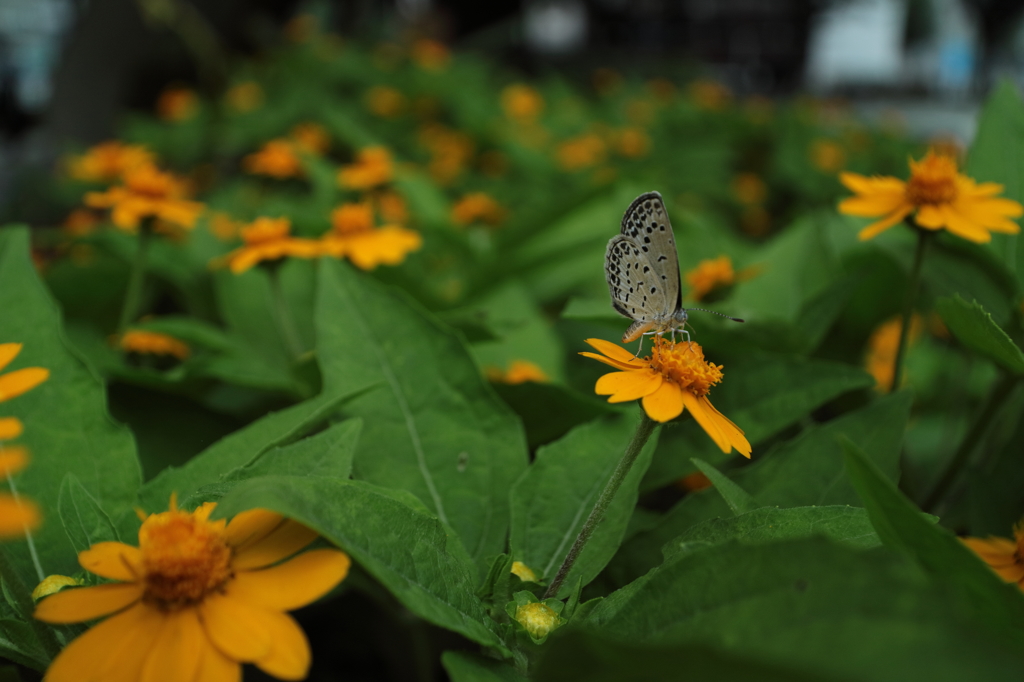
[905,152,958,206]
[139,510,232,608]
[647,338,723,398]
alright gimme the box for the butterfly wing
[619,191,682,310]
[605,234,674,323]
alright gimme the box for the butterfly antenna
[684,307,745,323]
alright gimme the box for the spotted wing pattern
[605,235,672,323]
[618,191,681,310]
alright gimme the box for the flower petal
[198,592,273,661]
[680,392,730,453]
[0,417,23,440]
[940,204,991,243]
[579,351,641,372]
[34,582,143,623]
[641,381,684,423]
[583,338,644,365]
[0,367,49,402]
[79,542,143,582]
[962,537,1018,561]
[0,446,29,476]
[253,611,311,681]
[43,602,156,682]
[702,397,752,458]
[229,549,350,611]
[95,603,168,682]
[195,628,242,682]
[0,344,21,372]
[231,520,319,570]
[838,191,907,217]
[140,606,204,682]
[595,369,663,402]
[0,494,39,537]
[225,508,284,549]
[858,205,913,241]
[914,205,945,229]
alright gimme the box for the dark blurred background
[2,0,1024,205]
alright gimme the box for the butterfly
[605,191,742,352]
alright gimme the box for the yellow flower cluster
[0,343,49,539]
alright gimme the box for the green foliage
[3,30,1024,682]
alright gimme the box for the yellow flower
[285,13,318,43]
[514,602,562,640]
[839,150,1024,242]
[501,84,544,123]
[218,217,321,274]
[119,330,191,360]
[242,140,303,179]
[423,126,475,185]
[614,127,651,158]
[66,141,155,183]
[962,521,1024,589]
[582,338,751,457]
[556,134,606,171]
[156,87,199,122]
[688,79,731,110]
[732,173,767,205]
[647,78,677,103]
[337,147,394,190]
[289,122,330,155]
[85,163,203,232]
[685,256,735,301]
[810,139,846,173]
[510,561,538,583]
[34,497,351,682]
[209,212,242,241]
[411,39,450,71]
[224,81,264,113]
[62,208,102,237]
[0,343,50,404]
[487,360,548,385]
[321,203,422,271]
[0,445,39,538]
[0,344,47,539]
[684,256,757,302]
[373,190,408,224]
[865,314,923,392]
[451,192,506,227]
[366,86,407,118]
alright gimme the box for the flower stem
[923,373,1019,513]
[0,545,62,663]
[542,413,657,599]
[118,222,152,331]
[267,265,304,359]
[890,228,930,393]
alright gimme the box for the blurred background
[2,0,1024,212]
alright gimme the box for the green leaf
[690,458,757,515]
[614,393,912,583]
[935,295,1024,374]
[842,437,1024,633]
[57,474,120,555]
[491,382,619,450]
[221,418,360,484]
[138,389,359,513]
[442,651,526,682]
[643,352,873,492]
[316,260,528,571]
[214,475,504,650]
[662,506,879,560]
[535,630,821,682]
[0,619,47,671]
[966,80,1024,283]
[0,226,141,584]
[586,538,1024,682]
[509,415,658,596]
